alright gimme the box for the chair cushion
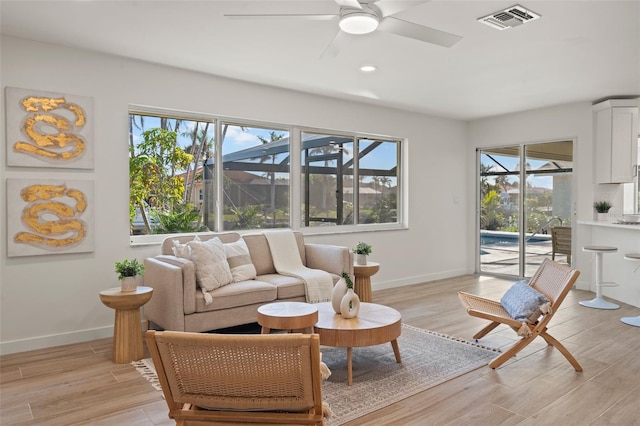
[500,280,550,322]
[224,238,257,282]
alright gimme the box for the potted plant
[115,258,144,292]
[593,201,612,221]
[352,242,372,265]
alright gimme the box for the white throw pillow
[224,238,257,282]
[176,237,233,293]
[171,239,190,257]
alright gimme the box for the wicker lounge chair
[146,330,326,425]
[458,259,582,371]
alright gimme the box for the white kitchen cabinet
[593,99,638,183]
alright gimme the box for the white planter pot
[596,212,609,222]
[356,254,368,265]
[121,276,142,292]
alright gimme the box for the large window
[129,113,214,235]
[129,108,403,238]
[212,123,290,231]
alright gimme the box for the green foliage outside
[152,206,209,234]
[129,128,203,234]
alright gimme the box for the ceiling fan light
[339,10,379,35]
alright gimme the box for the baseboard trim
[0,325,115,356]
[373,268,470,291]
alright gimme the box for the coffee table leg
[261,326,270,334]
[347,347,353,386]
[391,339,402,363]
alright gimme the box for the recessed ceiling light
[360,65,377,72]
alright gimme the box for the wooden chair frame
[146,330,325,425]
[551,226,572,264]
[458,259,582,371]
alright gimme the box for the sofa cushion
[178,237,234,293]
[162,232,241,255]
[224,238,257,282]
[256,273,306,299]
[195,280,277,312]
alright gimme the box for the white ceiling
[2,0,639,120]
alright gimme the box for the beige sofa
[143,231,353,332]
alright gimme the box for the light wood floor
[2,274,639,425]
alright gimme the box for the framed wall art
[5,87,94,169]
[7,178,95,257]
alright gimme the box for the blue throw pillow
[500,280,550,322]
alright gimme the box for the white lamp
[339,8,379,35]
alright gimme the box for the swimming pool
[480,231,550,245]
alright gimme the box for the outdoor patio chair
[458,258,582,371]
[146,330,327,425]
[551,226,572,264]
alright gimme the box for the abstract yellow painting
[7,178,95,257]
[5,87,94,169]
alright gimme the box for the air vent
[478,4,540,30]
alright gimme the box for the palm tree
[182,122,213,205]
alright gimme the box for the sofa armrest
[304,243,353,278]
[143,256,197,331]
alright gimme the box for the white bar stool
[580,245,620,310]
[621,253,640,327]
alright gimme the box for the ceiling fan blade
[371,0,430,18]
[225,13,336,21]
[347,89,380,100]
[320,30,351,59]
[334,0,363,9]
[377,16,462,47]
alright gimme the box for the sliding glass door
[478,141,573,278]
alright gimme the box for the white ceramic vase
[356,253,367,265]
[331,277,348,314]
[121,275,141,292]
[340,288,360,319]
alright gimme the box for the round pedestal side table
[99,286,153,363]
[257,301,318,334]
[353,261,380,303]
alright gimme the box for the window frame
[129,105,407,246]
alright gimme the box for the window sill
[129,223,407,246]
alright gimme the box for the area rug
[132,324,499,425]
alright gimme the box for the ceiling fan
[225,0,462,57]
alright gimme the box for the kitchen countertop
[577,220,640,230]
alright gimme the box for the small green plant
[115,259,144,280]
[341,272,354,290]
[593,201,613,213]
[352,242,372,256]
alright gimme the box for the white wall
[0,36,470,354]
[468,102,596,290]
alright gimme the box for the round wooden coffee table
[314,302,402,385]
[257,302,319,334]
